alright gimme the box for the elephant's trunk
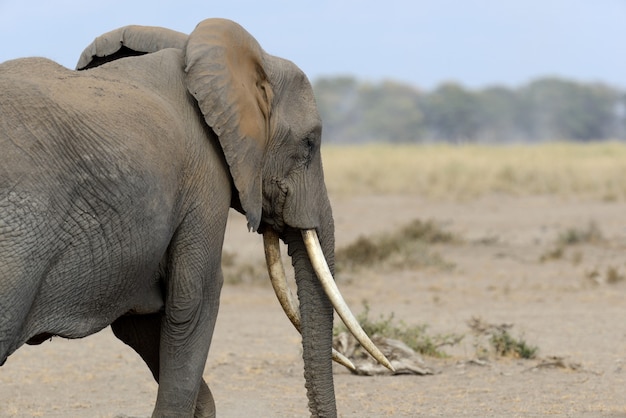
[282,221,337,417]
[263,206,393,417]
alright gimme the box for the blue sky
[1,0,624,90]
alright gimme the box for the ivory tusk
[302,229,395,372]
[262,229,356,372]
[263,230,300,331]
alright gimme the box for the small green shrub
[335,301,463,357]
[489,329,538,359]
[468,317,538,360]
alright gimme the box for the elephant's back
[0,56,68,78]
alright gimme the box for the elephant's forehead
[269,60,319,117]
[276,90,321,136]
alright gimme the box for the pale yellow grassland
[322,142,626,200]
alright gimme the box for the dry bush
[586,265,626,285]
[336,219,458,273]
[556,221,604,246]
[539,221,604,262]
[605,266,626,284]
[322,142,626,200]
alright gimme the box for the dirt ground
[1,194,625,417]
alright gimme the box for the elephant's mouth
[261,228,394,372]
[259,177,289,232]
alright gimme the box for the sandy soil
[1,194,625,417]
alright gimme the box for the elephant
[0,18,392,417]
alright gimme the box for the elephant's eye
[305,136,315,153]
[302,135,317,167]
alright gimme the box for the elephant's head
[78,18,392,416]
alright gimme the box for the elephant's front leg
[154,224,224,417]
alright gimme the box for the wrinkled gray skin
[0,19,336,417]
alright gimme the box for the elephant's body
[0,18,388,418]
[1,50,230,407]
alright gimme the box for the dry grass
[322,141,626,200]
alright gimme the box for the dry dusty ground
[1,194,625,417]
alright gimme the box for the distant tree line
[313,76,626,143]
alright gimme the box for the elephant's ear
[76,25,187,70]
[184,18,273,232]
